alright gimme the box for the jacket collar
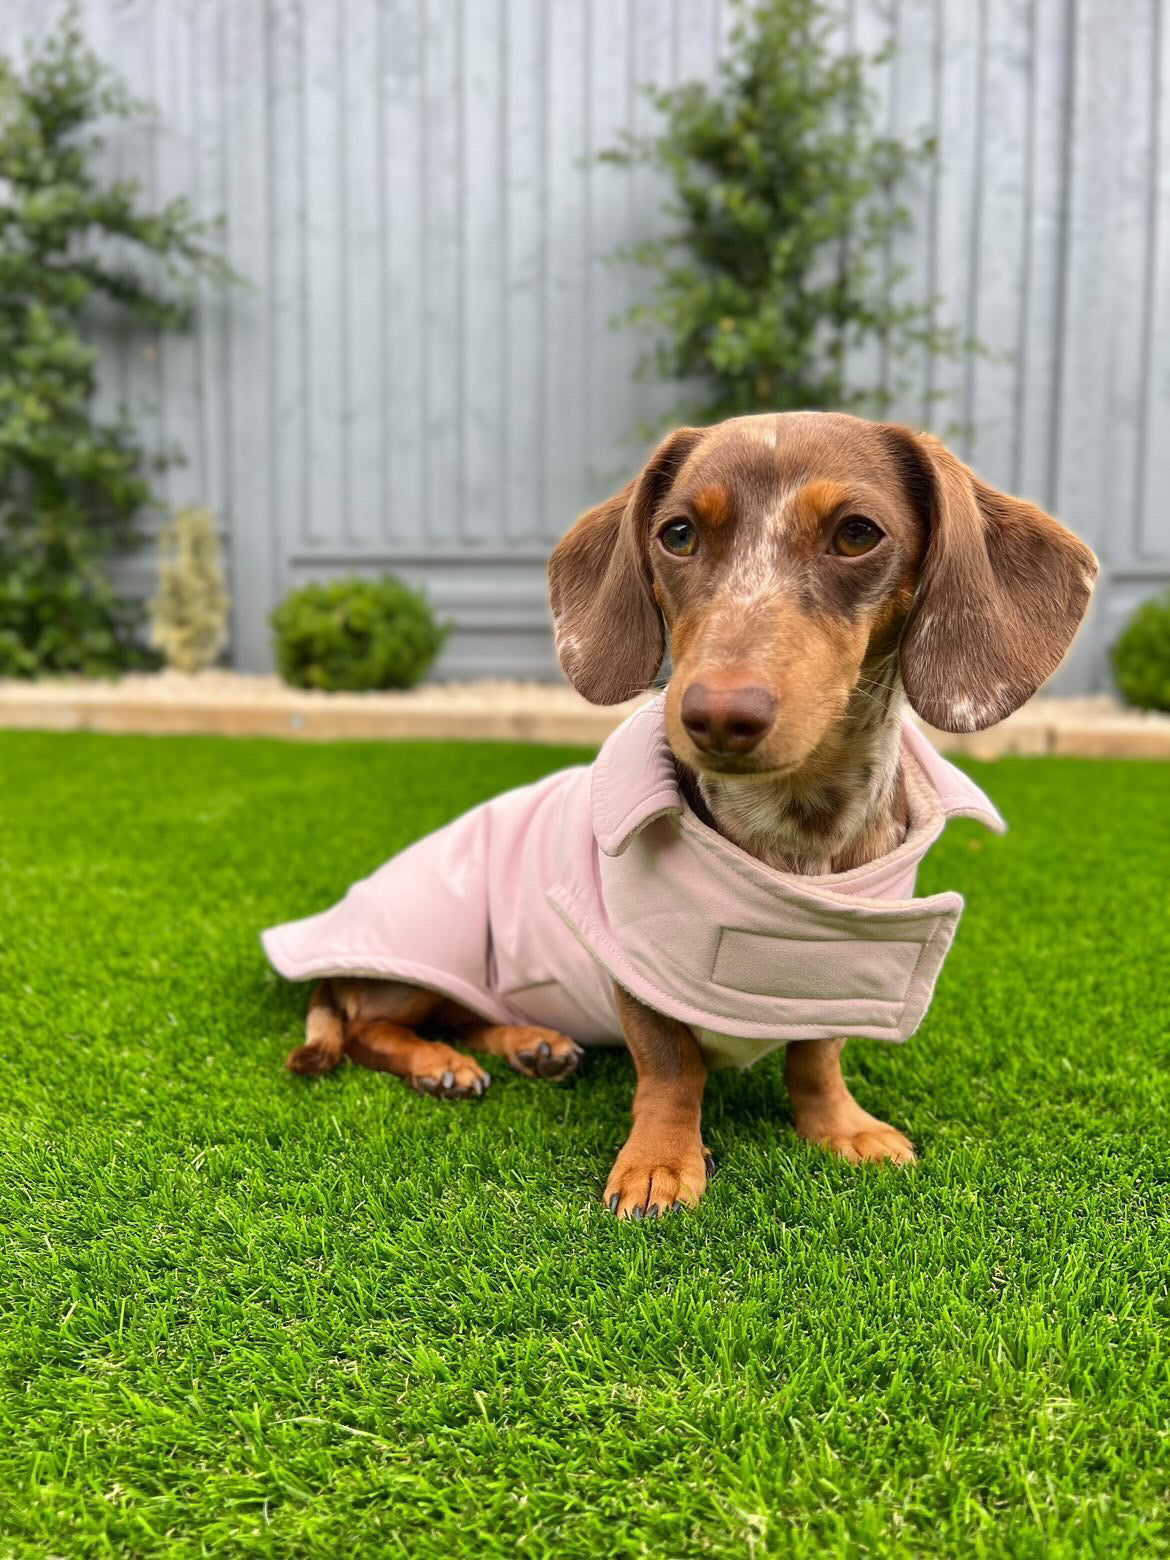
[590,695,1005,858]
[591,698,683,856]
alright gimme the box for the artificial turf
[0,728,1167,1557]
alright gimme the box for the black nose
[681,683,776,757]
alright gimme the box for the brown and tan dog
[289,412,1097,1216]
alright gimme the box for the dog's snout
[680,683,777,757]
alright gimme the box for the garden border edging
[0,675,1167,758]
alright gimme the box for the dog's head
[549,412,1098,777]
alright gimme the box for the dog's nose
[680,683,776,756]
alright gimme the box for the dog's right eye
[832,516,884,557]
[659,519,699,557]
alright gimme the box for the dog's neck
[687,660,909,876]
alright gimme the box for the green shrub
[601,0,967,425]
[150,507,230,673]
[0,10,233,677]
[271,576,449,693]
[1111,591,1170,713]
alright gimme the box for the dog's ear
[886,428,1099,732]
[548,427,705,704]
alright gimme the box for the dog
[267,412,1097,1217]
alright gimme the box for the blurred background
[0,0,1167,704]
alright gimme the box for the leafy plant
[1111,591,1170,713]
[601,0,964,425]
[0,9,234,677]
[271,576,449,693]
[150,507,230,674]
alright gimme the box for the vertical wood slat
[341,0,385,548]
[269,0,307,579]
[931,0,981,452]
[966,0,1032,486]
[3,0,1168,682]
[886,0,937,428]
[420,0,461,545]
[587,0,639,492]
[1051,0,1134,693]
[503,0,548,542]
[627,0,677,441]
[302,1,343,549]
[190,0,228,533]
[1015,0,1071,508]
[382,0,426,547]
[461,0,507,543]
[223,0,273,667]
[1139,0,1170,561]
[544,0,590,528]
[75,0,123,439]
[154,0,202,516]
[1104,0,1157,570]
[114,0,161,527]
[843,0,895,408]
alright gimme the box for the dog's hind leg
[345,1016,490,1099]
[324,980,491,1099]
[286,980,346,1074]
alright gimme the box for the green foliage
[271,575,449,692]
[602,0,964,425]
[1111,589,1170,712]
[149,506,230,673]
[0,10,234,677]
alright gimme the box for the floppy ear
[888,429,1099,732]
[548,427,704,704]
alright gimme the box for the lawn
[0,729,1167,1558]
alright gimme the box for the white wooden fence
[2,0,1166,688]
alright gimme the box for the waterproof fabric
[262,696,1004,1069]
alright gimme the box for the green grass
[0,731,1168,1558]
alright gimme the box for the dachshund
[279,413,1098,1216]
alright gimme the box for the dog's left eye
[832,516,884,557]
[659,519,699,557]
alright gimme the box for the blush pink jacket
[262,696,1004,1069]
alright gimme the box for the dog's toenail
[538,1040,550,1058]
[418,1077,438,1094]
[631,1204,645,1222]
[703,1153,716,1177]
[672,1200,684,1211]
[608,1194,620,1214]
[442,1069,455,1087]
[647,1203,660,1219]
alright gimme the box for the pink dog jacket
[262,697,1004,1069]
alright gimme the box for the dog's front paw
[795,1104,916,1166]
[510,1028,584,1080]
[603,1135,714,1219]
[469,1025,584,1080]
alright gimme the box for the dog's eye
[659,519,699,557]
[832,516,884,557]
